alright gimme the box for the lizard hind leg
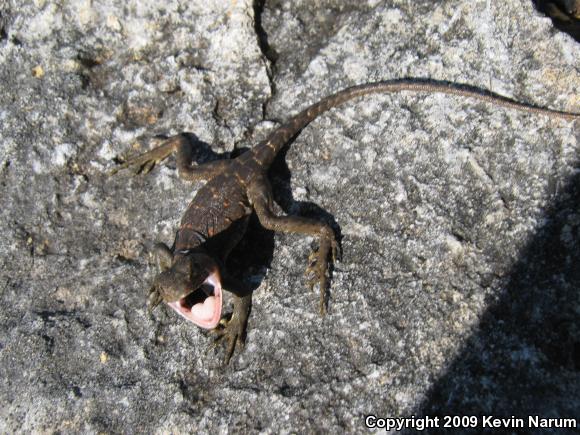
[248,174,338,315]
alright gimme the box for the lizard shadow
[226,139,342,301]
[269,144,342,241]
[160,132,231,167]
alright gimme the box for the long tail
[252,78,579,166]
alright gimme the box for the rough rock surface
[1,0,579,433]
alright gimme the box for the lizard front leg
[212,275,252,364]
[111,133,231,181]
[247,174,338,314]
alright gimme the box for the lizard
[113,79,579,364]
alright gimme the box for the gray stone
[0,0,578,433]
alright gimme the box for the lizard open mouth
[166,271,222,329]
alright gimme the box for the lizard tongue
[190,296,216,321]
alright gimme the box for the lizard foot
[110,136,176,175]
[211,312,248,365]
[304,229,339,315]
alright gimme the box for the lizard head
[148,244,222,329]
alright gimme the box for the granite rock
[0,0,578,433]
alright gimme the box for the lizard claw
[305,270,328,314]
[136,158,156,175]
[147,286,163,314]
[332,238,342,262]
[304,251,319,288]
[210,313,247,365]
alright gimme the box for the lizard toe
[332,240,341,262]
[138,159,156,175]
[147,287,163,314]
[111,137,176,175]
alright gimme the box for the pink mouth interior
[167,271,222,329]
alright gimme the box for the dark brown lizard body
[114,79,579,363]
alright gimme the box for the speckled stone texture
[0,0,578,433]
